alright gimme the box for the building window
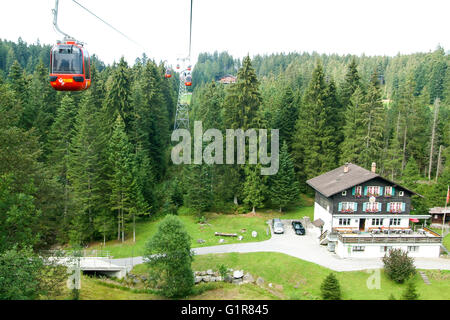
[385,186,394,197]
[380,246,392,253]
[408,246,419,252]
[367,186,381,196]
[342,191,347,196]
[339,202,356,213]
[388,202,405,213]
[364,202,381,212]
[372,218,383,226]
[354,186,362,197]
[352,246,365,252]
[399,191,404,196]
[339,218,351,226]
[389,218,401,226]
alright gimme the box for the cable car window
[52,45,83,74]
[84,49,90,79]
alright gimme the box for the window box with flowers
[364,186,383,197]
[363,202,381,213]
[384,186,395,198]
[352,186,363,198]
[387,202,405,213]
[338,202,357,213]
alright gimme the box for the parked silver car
[272,218,284,234]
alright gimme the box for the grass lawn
[130,251,450,300]
[87,204,314,259]
[188,252,450,300]
[430,228,450,251]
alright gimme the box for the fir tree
[402,281,420,300]
[273,86,298,151]
[270,142,299,212]
[243,165,266,214]
[320,273,341,300]
[68,91,107,244]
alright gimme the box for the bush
[217,264,228,278]
[320,273,341,300]
[382,248,416,283]
[402,281,419,300]
[144,215,194,298]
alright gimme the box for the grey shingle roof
[306,163,420,198]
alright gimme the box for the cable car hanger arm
[52,0,76,41]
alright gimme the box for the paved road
[110,221,450,272]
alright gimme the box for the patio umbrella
[409,218,419,222]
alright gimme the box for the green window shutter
[338,202,342,212]
[364,186,368,196]
[377,202,381,212]
[401,203,406,212]
[353,202,358,211]
[363,203,367,211]
[387,203,391,211]
[391,187,395,196]
[352,187,355,195]
[379,187,383,196]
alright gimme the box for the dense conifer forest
[0,38,449,251]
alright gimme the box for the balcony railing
[336,232,441,244]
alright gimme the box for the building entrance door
[359,218,366,231]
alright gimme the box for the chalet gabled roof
[306,163,421,198]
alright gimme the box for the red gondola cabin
[165,69,172,78]
[49,40,91,91]
[185,74,192,86]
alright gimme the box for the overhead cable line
[71,0,147,51]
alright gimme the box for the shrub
[144,215,194,298]
[402,281,419,300]
[320,273,341,300]
[217,264,228,278]
[382,248,416,283]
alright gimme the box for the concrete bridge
[51,257,129,279]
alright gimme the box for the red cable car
[185,74,192,86]
[176,64,180,70]
[49,40,91,91]
[165,69,172,78]
[187,65,191,71]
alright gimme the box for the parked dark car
[292,221,305,235]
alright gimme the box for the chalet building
[218,74,237,84]
[307,163,442,258]
[429,207,450,227]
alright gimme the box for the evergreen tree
[104,57,133,131]
[183,164,212,216]
[270,142,299,212]
[401,157,421,189]
[293,61,337,181]
[359,71,386,168]
[320,273,342,300]
[340,58,361,110]
[144,215,194,298]
[243,165,266,214]
[223,55,261,130]
[108,115,145,242]
[402,281,420,300]
[68,91,107,244]
[273,86,298,150]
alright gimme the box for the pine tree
[270,142,299,212]
[340,58,361,110]
[401,157,421,189]
[223,55,262,130]
[384,125,403,181]
[292,61,337,180]
[320,273,342,300]
[273,86,298,150]
[104,57,133,132]
[402,281,419,300]
[68,91,108,244]
[47,95,77,232]
[359,71,386,169]
[183,164,212,216]
[108,115,142,242]
[243,165,266,214]
[340,86,367,164]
